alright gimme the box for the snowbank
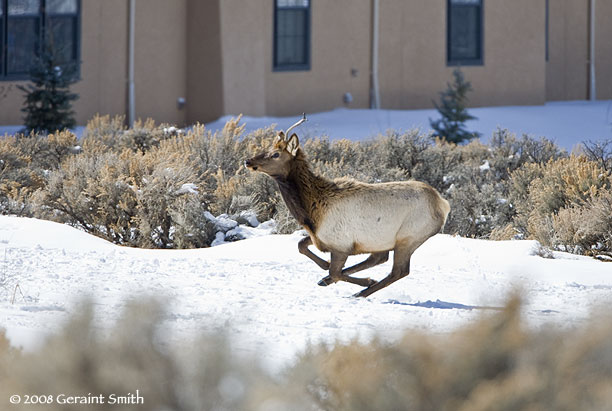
[1,215,610,370]
[205,101,612,150]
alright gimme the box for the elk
[245,115,450,298]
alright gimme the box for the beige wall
[211,0,372,118]
[186,0,223,124]
[224,0,549,116]
[378,0,444,109]
[546,0,589,101]
[595,0,612,99]
[134,0,187,125]
[379,0,546,109]
[75,0,129,123]
[218,0,267,117]
[265,0,372,116]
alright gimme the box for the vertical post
[589,0,596,101]
[128,0,136,125]
[370,0,380,109]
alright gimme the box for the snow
[2,101,610,150]
[1,101,611,371]
[1,215,610,371]
[479,160,490,172]
[175,183,199,195]
[205,100,612,150]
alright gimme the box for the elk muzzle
[244,158,257,170]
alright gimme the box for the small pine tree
[17,51,79,134]
[430,68,481,144]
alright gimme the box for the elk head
[245,114,306,179]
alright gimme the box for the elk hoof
[317,276,333,287]
[352,290,369,298]
[353,285,376,298]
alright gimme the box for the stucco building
[0,0,610,126]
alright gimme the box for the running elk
[245,115,450,297]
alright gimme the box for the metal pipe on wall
[128,0,136,125]
[589,0,596,101]
[370,0,380,109]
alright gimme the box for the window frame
[0,0,81,81]
[273,0,311,72]
[447,0,484,67]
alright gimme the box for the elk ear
[286,133,300,156]
[275,131,285,142]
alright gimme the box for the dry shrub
[82,114,126,148]
[489,223,519,241]
[2,297,612,410]
[582,139,612,172]
[292,296,612,411]
[551,188,612,255]
[509,155,612,254]
[31,116,280,248]
[0,300,266,411]
[295,297,524,411]
[0,130,78,215]
[2,112,608,254]
[34,141,212,248]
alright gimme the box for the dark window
[447,0,483,66]
[7,0,41,76]
[1,0,80,80]
[273,0,310,71]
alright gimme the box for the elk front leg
[317,252,348,286]
[298,236,329,270]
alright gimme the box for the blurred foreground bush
[0,116,610,256]
[1,297,611,410]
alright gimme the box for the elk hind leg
[353,243,416,298]
[342,252,388,276]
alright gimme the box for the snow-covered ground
[1,216,610,371]
[1,101,611,370]
[206,100,612,150]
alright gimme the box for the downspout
[589,0,596,101]
[128,0,136,125]
[370,0,380,109]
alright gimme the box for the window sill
[273,64,311,72]
[447,59,483,67]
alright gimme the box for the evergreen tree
[429,68,481,144]
[18,51,79,134]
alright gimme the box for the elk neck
[273,151,334,234]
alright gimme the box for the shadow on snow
[384,299,502,311]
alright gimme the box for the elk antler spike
[285,113,307,139]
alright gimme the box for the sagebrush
[0,115,610,256]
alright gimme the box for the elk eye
[271,152,280,159]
